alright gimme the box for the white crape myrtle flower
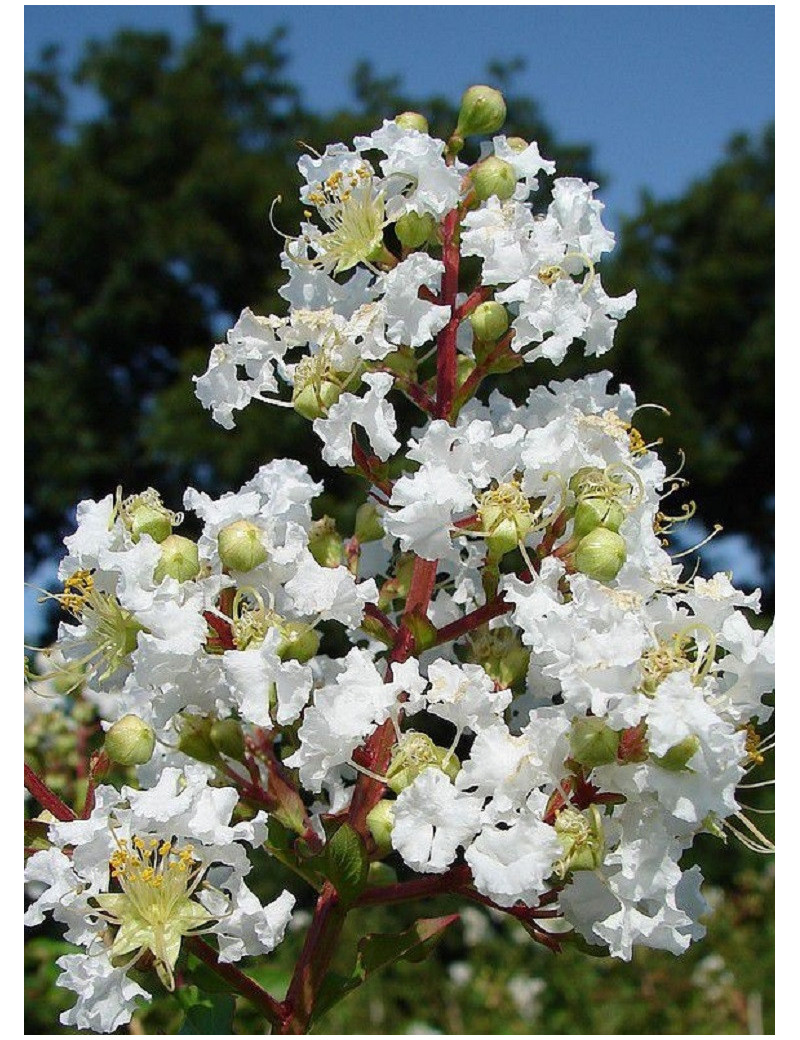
[461,196,539,285]
[194,309,288,429]
[313,371,400,467]
[223,627,314,726]
[480,134,556,199]
[391,768,483,874]
[382,253,451,348]
[354,120,463,219]
[25,768,294,1031]
[285,650,425,791]
[465,792,563,908]
[423,659,512,734]
[284,549,378,627]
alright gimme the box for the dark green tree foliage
[25,15,598,576]
[604,127,774,591]
[26,12,304,564]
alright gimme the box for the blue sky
[24,4,774,226]
[23,4,774,637]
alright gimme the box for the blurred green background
[25,9,774,1034]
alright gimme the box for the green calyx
[154,534,201,583]
[386,732,460,794]
[569,716,621,768]
[554,805,605,877]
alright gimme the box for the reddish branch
[433,595,513,647]
[435,208,461,419]
[24,763,76,822]
[277,883,345,1034]
[186,937,285,1029]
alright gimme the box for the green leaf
[311,914,459,1023]
[318,824,368,905]
[177,986,236,1034]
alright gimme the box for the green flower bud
[154,534,201,583]
[395,111,429,134]
[366,799,395,857]
[505,137,528,153]
[653,734,700,772]
[573,498,626,539]
[275,621,321,664]
[308,516,343,568]
[574,528,627,583]
[218,519,268,572]
[469,301,510,343]
[470,156,517,201]
[395,211,437,250]
[386,732,460,794]
[292,377,343,421]
[554,805,605,878]
[177,715,219,765]
[105,714,156,766]
[354,502,385,544]
[456,85,507,137]
[129,504,173,544]
[569,717,620,768]
[210,718,246,761]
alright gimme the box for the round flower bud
[308,516,343,568]
[395,211,437,250]
[569,717,620,768]
[395,111,429,134]
[104,714,156,766]
[154,534,201,583]
[292,377,343,421]
[574,528,627,583]
[653,734,700,772]
[355,502,385,544]
[128,503,173,544]
[218,519,268,572]
[177,715,219,765]
[470,157,517,201]
[469,301,510,343]
[573,498,626,539]
[210,718,246,761]
[386,733,460,794]
[366,799,395,857]
[456,85,507,137]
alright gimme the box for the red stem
[433,595,512,647]
[453,285,491,322]
[278,882,345,1034]
[435,208,461,420]
[186,937,285,1029]
[24,763,76,822]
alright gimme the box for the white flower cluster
[27,101,774,1030]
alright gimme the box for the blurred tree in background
[606,126,775,603]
